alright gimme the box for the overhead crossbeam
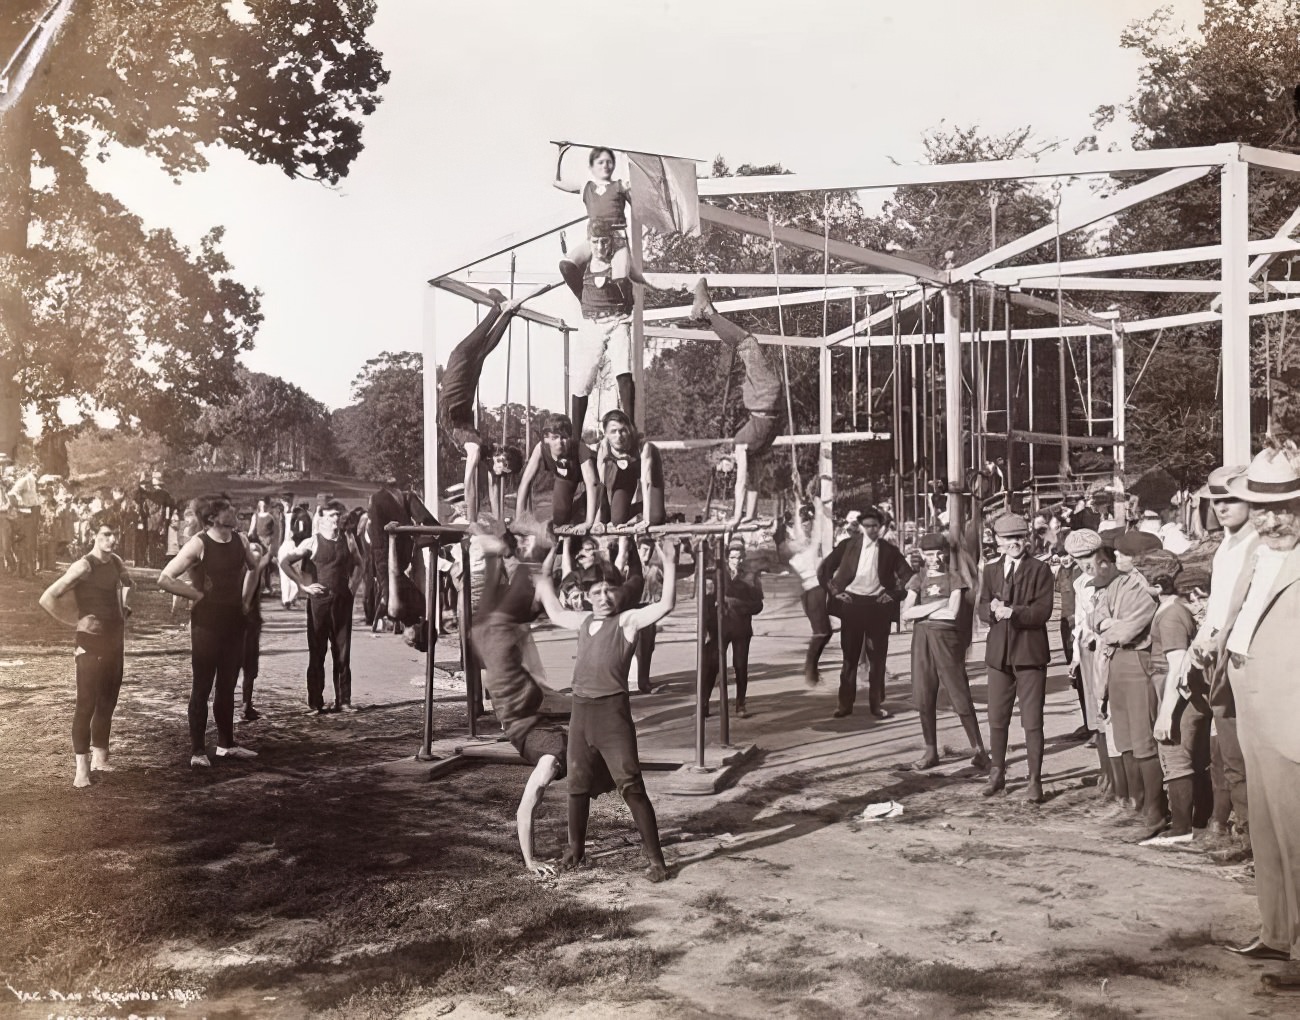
[644,286,886,322]
[643,325,824,348]
[651,430,889,451]
[696,144,1238,196]
[951,165,1213,283]
[698,204,945,285]
[981,238,1300,284]
[428,278,570,330]
[1015,276,1240,294]
[983,430,1122,448]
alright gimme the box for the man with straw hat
[1215,447,1300,978]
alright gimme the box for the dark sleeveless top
[306,534,356,601]
[253,511,278,546]
[74,554,126,643]
[602,448,641,493]
[541,438,592,484]
[580,271,632,319]
[582,180,628,229]
[193,532,247,613]
[572,613,636,698]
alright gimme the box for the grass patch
[730,943,828,999]
[1155,926,1216,951]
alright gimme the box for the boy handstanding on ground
[535,535,680,882]
[692,278,783,525]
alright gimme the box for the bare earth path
[0,567,1292,1019]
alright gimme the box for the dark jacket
[817,534,913,614]
[708,568,764,638]
[978,553,1054,668]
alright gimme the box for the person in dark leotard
[39,512,134,788]
[535,535,680,882]
[516,414,599,533]
[691,278,784,524]
[279,500,365,714]
[159,494,264,767]
[594,409,665,527]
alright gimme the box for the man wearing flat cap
[977,513,1055,801]
[1214,447,1300,976]
[1188,464,1256,853]
[818,506,914,718]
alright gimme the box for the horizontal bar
[699,203,945,285]
[1248,296,1300,317]
[466,270,917,290]
[428,278,570,330]
[644,286,876,322]
[1240,145,1300,179]
[651,430,889,451]
[982,238,1300,283]
[550,139,707,163]
[553,521,762,537]
[643,325,825,348]
[983,431,1122,448]
[952,165,1212,282]
[696,144,1239,196]
[1015,276,1236,294]
[386,524,470,538]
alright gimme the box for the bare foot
[645,862,671,883]
[911,753,941,771]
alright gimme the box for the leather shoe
[832,707,852,718]
[981,768,1006,798]
[1023,778,1045,804]
[1224,938,1290,961]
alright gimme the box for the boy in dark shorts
[439,284,552,520]
[535,535,680,882]
[692,278,783,524]
[595,409,666,526]
[516,413,599,532]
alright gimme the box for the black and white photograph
[4,1,1300,1017]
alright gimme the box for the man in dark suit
[817,506,913,718]
[978,513,1055,802]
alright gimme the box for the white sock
[91,746,113,771]
[74,753,91,788]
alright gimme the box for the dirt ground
[1,564,1294,1020]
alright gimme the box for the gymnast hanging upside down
[692,278,784,525]
[438,284,553,520]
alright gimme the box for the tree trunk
[0,0,79,459]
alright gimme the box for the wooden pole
[715,536,730,747]
[422,287,440,512]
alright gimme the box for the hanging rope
[767,208,802,492]
[1126,329,1165,407]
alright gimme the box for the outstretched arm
[621,538,678,633]
[517,756,562,876]
[552,143,581,193]
[535,570,589,630]
[516,444,544,514]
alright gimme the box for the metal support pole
[1027,334,1036,480]
[1003,292,1015,496]
[629,203,647,434]
[850,292,858,431]
[1085,334,1094,436]
[563,327,572,423]
[458,539,479,739]
[504,251,515,448]
[819,341,834,520]
[1112,324,1127,495]
[525,322,532,453]
[1221,155,1252,463]
[715,536,730,747]
[693,536,707,768]
[416,538,440,761]
[910,341,920,530]
[891,295,904,528]
[422,286,440,510]
[944,289,966,546]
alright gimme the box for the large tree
[0,0,389,456]
[1095,0,1300,477]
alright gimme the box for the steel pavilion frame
[425,141,1300,539]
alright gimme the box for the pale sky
[88,0,1206,418]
